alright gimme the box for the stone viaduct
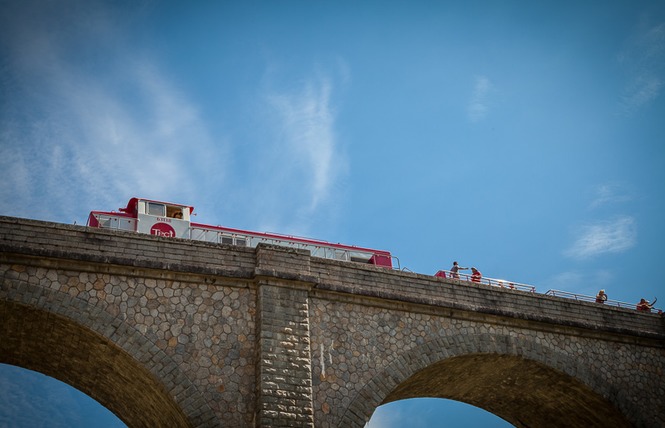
[0,216,663,427]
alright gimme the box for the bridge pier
[255,281,314,427]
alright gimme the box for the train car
[87,197,393,268]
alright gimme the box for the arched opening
[0,363,125,427]
[0,300,192,427]
[371,354,630,428]
[367,397,511,427]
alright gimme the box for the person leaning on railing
[637,298,657,312]
[595,289,607,304]
[450,261,468,279]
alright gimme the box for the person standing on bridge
[470,267,482,283]
[595,289,607,304]
[450,261,468,279]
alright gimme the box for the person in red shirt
[637,298,656,312]
[471,267,482,283]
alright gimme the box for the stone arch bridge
[0,216,663,427]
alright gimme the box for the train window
[166,206,183,219]
[236,238,247,247]
[147,202,166,217]
[221,235,233,245]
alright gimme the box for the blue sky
[1,0,664,426]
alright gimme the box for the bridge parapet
[1,215,662,341]
[310,257,664,344]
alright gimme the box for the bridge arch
[344,332,636,427]
[0,276,215,427]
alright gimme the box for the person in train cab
[173,211,183,219]
[595,289,607,304]
[470,267,482,283]
[636,298,654,312]
[450,261,468,279]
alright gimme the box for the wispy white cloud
[618,21,665,114]
[564,216,637,259]
[0,1,222,223]
[589,183,632,209]
[249,76,347,234]
[620,75,662,113]
[467,75,492,122]
[269,80,336,210]
[1,0,347,237]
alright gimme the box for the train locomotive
[87,197,394,268]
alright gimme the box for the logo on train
[150,222,176,237]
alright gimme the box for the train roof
[119,197,195,214]
[189,221,392,255]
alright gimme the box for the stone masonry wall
[308,294,664,427]
[0,216,260,426]
[1,216,664,427]
[307,259,664,426]
[0,257,258,426]
[310,260,663,340]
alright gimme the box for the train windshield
[147,202,166,217]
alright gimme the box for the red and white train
[87,197,394,268]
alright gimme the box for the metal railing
[545,289,662,313]
[187,225,392,268]
[434,270,536,293]
[433,272,661,313]
[91,214,136,232]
